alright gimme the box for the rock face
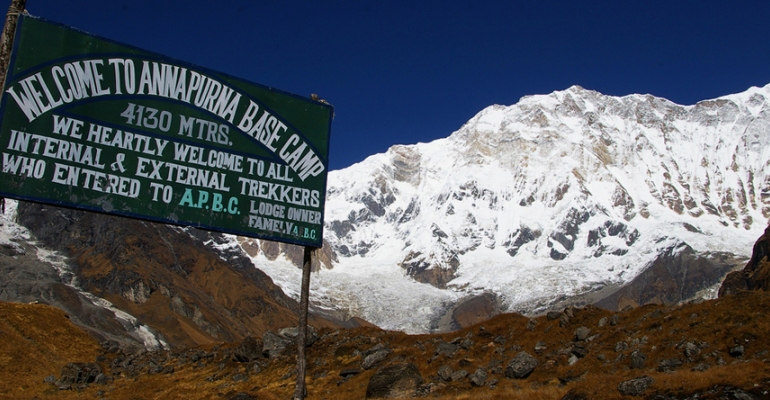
[237,236,337,272]
[0,203,156,349]
[597,243,743,311]
[719,224,770,296]
[11,202,338,348]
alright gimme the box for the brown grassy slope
[300,292,770,400]
[3,290,770,399]
[0,302,101,399]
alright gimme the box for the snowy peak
[443,83,770,226]
[334,84,766,267]
[255,84,769,333]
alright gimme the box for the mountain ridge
[250,83,770,333]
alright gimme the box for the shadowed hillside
[5,202,344,349]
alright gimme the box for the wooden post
[0,0,25,211]
[0,0,26,94]
[294,246,313,400]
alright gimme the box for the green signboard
[0,15,333,247]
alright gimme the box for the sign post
[294,246,313,400]
[0,13,333,399]
[0,0,25,94]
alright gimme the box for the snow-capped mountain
[249,84,770,333]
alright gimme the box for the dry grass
[0,302,101,399]
[3,290,770,399]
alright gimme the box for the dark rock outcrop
[399,250,459,289]
[630,350,646,369]
[719,225,770,296]
[596,241,741,310]
[57,362,103,389]
[450,293,502,330]
[469,368,487,386]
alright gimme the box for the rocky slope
[0,200,353,350]
[255,84,770,332]
[4,268,770,399]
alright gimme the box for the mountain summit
[251,84,770,333]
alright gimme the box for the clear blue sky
[21,0,770,170]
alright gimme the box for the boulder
[365,363,423,399]
[571,344,588,359]
[574,326,591,341]
[469,368,487,386]
[617,376,654,396]
[434,341,457,357]
[657,358,683,372]
[505,351,538,379]
[691,363,710,372]
[363,343,389,357]
[232,336,263,363]
[684,342,701,360]
[58,362,102,387]
[630,350,646,369]
[450,369,468,381]
[262,331,293,359]
[437,365,453,381]
[278,326,319,346]
[729,345,745,358]
[362,348,391,370]
[546,310,562,320]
